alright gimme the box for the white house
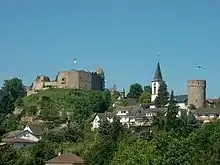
[91,105,151,130]
[2,130,40,149]
[91,113,112,130]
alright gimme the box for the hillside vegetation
[20,88,111,125]
[1,78,220,165]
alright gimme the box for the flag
[73,58,77,64]
[196,66,203,70]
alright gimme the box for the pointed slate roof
[153,61,163,81]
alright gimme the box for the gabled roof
[2,130,38,144]
[91,113,108,121]
[26,124,44,136]
[45,153,84,164]
[128,105,146,118]
[113,105,147,119]
[153,61,163,81]
[6,130,24,138]
[174,95,188,103]
[3,138,36,143]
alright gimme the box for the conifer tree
[154,82,169,108]
[165,90,179,131]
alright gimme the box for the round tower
[187,80,206,109]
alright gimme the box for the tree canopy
[127,83,143,99]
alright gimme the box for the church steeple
[153,61,163,82]
[151,61,164,104]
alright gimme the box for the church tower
[151,61,163,103]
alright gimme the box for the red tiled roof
[45,153,84,164]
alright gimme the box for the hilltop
[18,88,111,126]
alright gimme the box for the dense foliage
[22,88,111,125]
[0,77,220,165]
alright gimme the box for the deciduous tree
[139,86,151,108]
[127,83,143,99]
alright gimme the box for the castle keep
[187,80,206,108]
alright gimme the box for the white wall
[91,115,101,130]
[17,130,39,142]
[177,103,187,109]
[151,81,160,102]
[116,110,128,116]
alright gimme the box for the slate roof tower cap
[153,61,163,81]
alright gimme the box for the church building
[149,61,188,109]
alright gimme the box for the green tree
[111,139,161,165]
[85,118,126,165]
[0,91,14,123]
[25,105,38,116]
[102,89,112,110]
[165,90,179,132]
[0,78,26,123]
[154,82,169,108]
[188,120,220,164]
[1,78,26,101]
[39,96,59,121]
[127,83,143,99]
[15,96,24,107]
[183,110,199,135]
[139,86,151,108]
[143,85,151,93]
[30,140,57,165]
[0,145,18,165]
[152,111,166,133]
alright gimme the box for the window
[153,83,156,94]
[24,133,30,137]
[61,77,66,84]
[23,144,27,147]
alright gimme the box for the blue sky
[0,0,220,97]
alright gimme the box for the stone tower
[151,61,164,103]
[187,80,206,108]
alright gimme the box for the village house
[91,105,153,130]
[195,107,220,123]
[91,113,112,130]
[1,129,40,149]
[45,153,84,165]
